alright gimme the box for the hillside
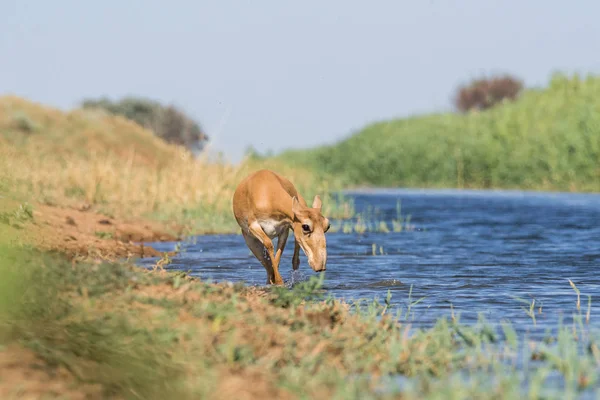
[0,95,182,167]
[278,73,600,192]
[0,96,349,235]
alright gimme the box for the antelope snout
[310,250,327,272]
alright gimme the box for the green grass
[1,245,599,399]
[0,201,34,227]
[328,200,415,234]
[277,72,600,192]
[0,246,185,399]
[94,230,114,239]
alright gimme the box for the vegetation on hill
[277,73,600,192]
[0,96,351,234]
[81,96,209,154]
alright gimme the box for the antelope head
[291,195,331,272]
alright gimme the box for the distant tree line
[81,97,209,154]
[453,74,524,113]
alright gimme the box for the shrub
[454,74,524,113]
[81,97,209,154]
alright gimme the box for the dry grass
[0,95,351,234]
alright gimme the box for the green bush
[81,97,209,153]
[278,72,600,192]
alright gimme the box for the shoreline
[342,185,600,198]
[1,195,599,399]
[0,196,183,262]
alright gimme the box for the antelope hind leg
[242,230,277,284]
[246,222,284,285]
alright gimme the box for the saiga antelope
[232,169,331,285]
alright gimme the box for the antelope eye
[302,224,311,232]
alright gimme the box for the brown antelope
[232,169,331,285]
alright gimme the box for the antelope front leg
[248,221,283,285]
[292,238,300,271]
[273,228,289,275]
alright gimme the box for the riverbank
[277,73,600,193]
[0,196,183,261]
[1,237,598,399]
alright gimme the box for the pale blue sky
[1,1,599,161]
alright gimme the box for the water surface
[138,188,600,336]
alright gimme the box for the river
[137,188,600,337]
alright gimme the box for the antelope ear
[292,196,302,216]
[312,195,322,210]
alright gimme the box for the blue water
[137,188,600,336]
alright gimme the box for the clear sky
[2,1,599,162]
